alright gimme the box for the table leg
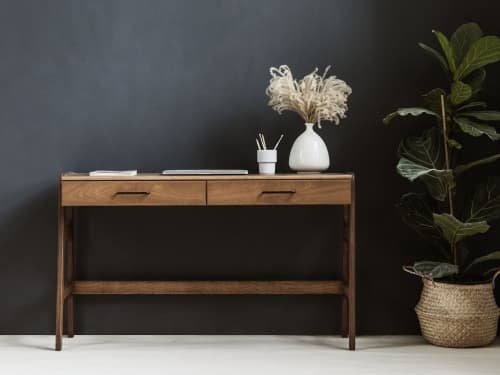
[66,207,75,338]
[55,202,65,351]
[348,181,356,351]
[340,206,349,338]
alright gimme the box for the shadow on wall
[0,185,58,333]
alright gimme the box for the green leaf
[447,139,462,150]
[397,193,449,259]
[397,128,454,201]
[397,159,454,201]
[454,153,500,175]
[422,88,446,114]
[433,30,457,72]
[456,101,487,112]
[418,43,449,73]
[465,68,486,91]
[433,213,489,245]
[450,23,483,64]
[396,158,433,181]
[397,193,443,242]
[460,110,500,121]
[383,107,438,124]
[398,128,444,169]
[454,117,500,140]
[465,251,500,272]
[397,157,452,180]
[450,81,472,105]
[454,36,500,80]
[413,261,458,279]
[464,178,500,223]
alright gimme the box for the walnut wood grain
[55,197,64,351]
[56,172,356,351]
[61,173,353,181]
[61,181,206,206]
[72,280,345,295]
[64,285,73,299]
[341,205,349,338]
[348,177,356,350]
[207,180,351,205]
[65,207,74,338]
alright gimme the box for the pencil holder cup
[257,150,277,175]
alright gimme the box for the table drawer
[61,181,206,206]
[207,179,351,205]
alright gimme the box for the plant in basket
[383,23,500,348]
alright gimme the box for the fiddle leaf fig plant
[384,23,500,281]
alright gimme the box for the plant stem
[440,95,457,265]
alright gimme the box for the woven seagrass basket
[406,268,500,348]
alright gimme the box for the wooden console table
[56,173,356,350]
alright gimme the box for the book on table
[162,169,248,175]
[89,170,138,176]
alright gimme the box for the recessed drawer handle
[114,191,151,196]
[261,190,296,194]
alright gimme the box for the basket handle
[402,265,418,276]
[491,269,500,289]
[402,265,435,281]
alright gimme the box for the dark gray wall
[1,0,499,335]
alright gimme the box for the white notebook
[89,170,138,176]
[162,169,248,175]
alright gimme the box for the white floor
[0,335,498,375]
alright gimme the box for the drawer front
[207,180,351,205]
[62,181,206,206]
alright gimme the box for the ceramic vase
[289,123,330,172]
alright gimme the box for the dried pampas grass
[266,65,352,127]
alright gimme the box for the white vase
[289,123,330,172]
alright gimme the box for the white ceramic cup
[257,149,277,175]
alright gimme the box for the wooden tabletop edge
[60,172,355,181]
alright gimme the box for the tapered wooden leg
[340,206,349,338]
[348,180,356,351]
[341,296,348,338]
[66,207,74,338]
[55,203,65,351]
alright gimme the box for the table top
[61,172,354,181]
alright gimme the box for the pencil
[273,134,284,150]
[260,133,267,150]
